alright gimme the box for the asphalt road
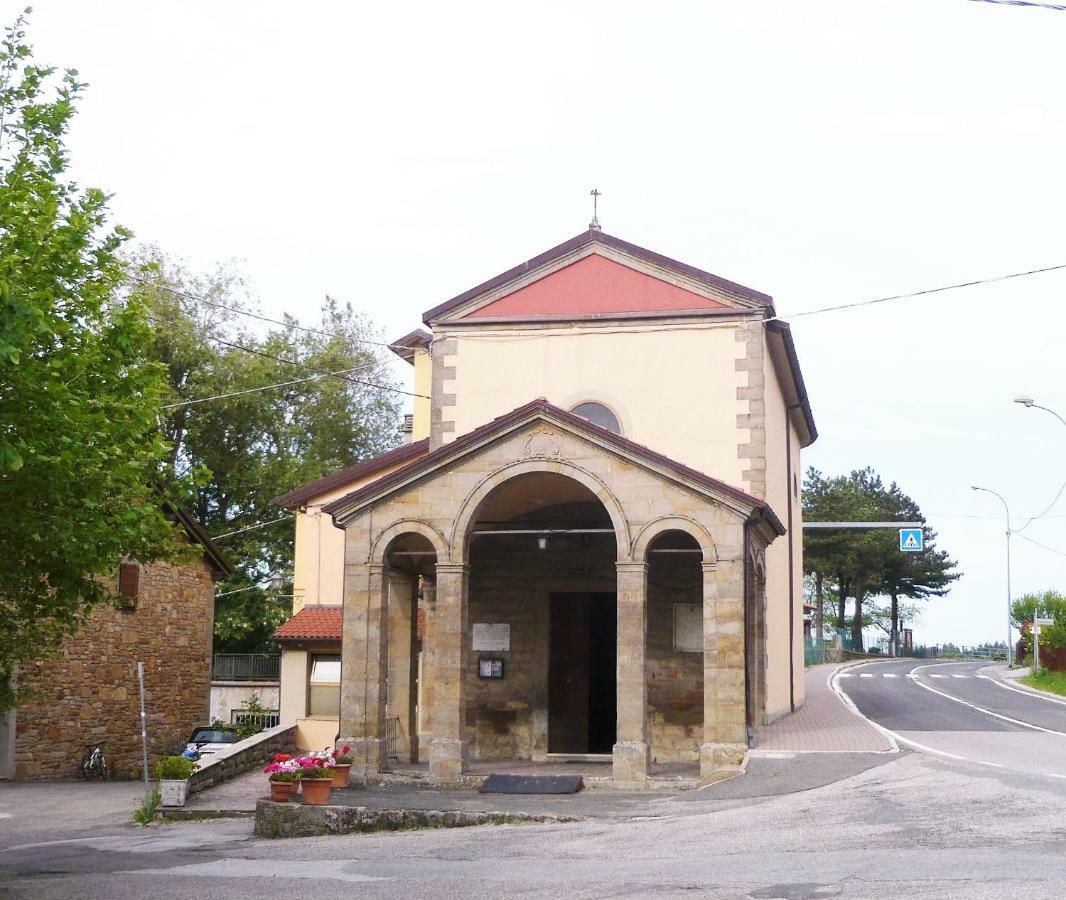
[837,659,1066,778]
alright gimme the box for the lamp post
[1014,396,1066,430]
[971,486,1013,666]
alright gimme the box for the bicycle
[81,742,108,781]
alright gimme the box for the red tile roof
[274,606,342,643]
[274,439,430,509]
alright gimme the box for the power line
[214,515,294,540]
[1016,533,1066,558]
[161,362,380,409]
[130,274,428,355]
[969,0,1066,10]
[207,335,429,399]
[766,261,1066,322]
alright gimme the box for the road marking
[911,663,1066,736]
[883,673,898,678]
[979,671,1066,707]
[833,661,1066,777]
[860,674,875,678]
[930,674,946,678]
[838,673,854,677]
[952,674,969,679]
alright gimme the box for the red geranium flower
[273,753,291,763]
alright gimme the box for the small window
[570,402,621,435]
[117,562,140,610]
[308,654,341,717]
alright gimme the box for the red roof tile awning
[274,606,342,643]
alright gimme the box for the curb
[978,664,1066,706]
[159,808,255,821]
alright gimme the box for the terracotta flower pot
[331,764,351,788]
[300,777,333,806]
[269,779,297,802]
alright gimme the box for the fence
[230,709,280,731]
[212,653,280,682]
[804,638,827,667]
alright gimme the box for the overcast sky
[20,0,1066,647]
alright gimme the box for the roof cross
[589,188,602,231]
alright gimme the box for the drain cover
[479,774,584,794]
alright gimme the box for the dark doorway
[548,593,617,754]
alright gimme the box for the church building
[274,225,816,786]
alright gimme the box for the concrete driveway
[0,780,147,849]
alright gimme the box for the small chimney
[402,414,414,444]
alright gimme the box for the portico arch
[632,515,717,564]
[369,518,449,566]
[450,459,632,564]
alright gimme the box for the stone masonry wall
[14,553,215,780]
[647,555,704,763]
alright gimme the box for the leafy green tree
[1011,590,1066,655]
[134,252,403,651]
[0,12,178,710]
[804,467,959,651]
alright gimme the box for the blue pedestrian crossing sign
[899,528,924,552]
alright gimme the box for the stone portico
[324,399,782,786]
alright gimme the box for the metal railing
[230,709,280,731]
[386,716,402,760]
[212,653,280,682]
[804,638,827,667]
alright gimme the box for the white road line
[838,673,854,677]
[930,674,946,679]
[978,670,1066,707]
[883,673,898,678]
[860,674,875,678]
[952,674,969,679]
[911,663,1066,737]
[832,661,1066,777]
[825,661,900,754]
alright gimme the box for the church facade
[275,227,816,785]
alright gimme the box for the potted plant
[296,755,335,805]
[330,744,353,788]
[156,755,197,808]
[263,754,301,802]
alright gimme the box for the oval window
[571,402,621,435]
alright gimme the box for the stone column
[340,562,389,778]
[700,557,748,779]
[613,561,649,785]
[418,578,436,763]
[429,563,468,781]
[386,571,419,763]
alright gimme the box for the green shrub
[132,790,161,825]
[155,755,196,781]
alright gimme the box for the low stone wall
[187,724,296,797]
[253,798,578,839]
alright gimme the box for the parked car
[183,725,240,758]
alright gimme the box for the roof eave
[765,319,818,448]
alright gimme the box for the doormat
[479,774,584,794]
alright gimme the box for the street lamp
[1014,396,1066,430]
[971,485,1013,667]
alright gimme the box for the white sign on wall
[673,604,703,653]
[472,623,511,652]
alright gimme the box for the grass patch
[132,789,161,825]
[1020,667,1066,696]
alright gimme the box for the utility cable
[207,335,429,399]
[130,274,428,355]
[161,362,381,409]
[214,515,295,540]
[969,0,1066,10]
[1016,532,1066,558]
[765,261,1066,323]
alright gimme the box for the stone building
[0,506,232,780]
[274,227,816,785]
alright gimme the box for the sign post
[1034,616,1053,672]
[137,661,150,804]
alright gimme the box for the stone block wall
[14,554,215,780]
[463,537,616,761]
[646,555,703,763]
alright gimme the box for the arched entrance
[380,532,438,765]
[464,471,618,761]
[645,530,704,766]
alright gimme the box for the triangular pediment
[422,230,772,325]
[324,399,783,537]
[463,253,727,320]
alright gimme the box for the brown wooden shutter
[118,563,140,608]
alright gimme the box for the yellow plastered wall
[412,349,431,441]
[762,339,805,720]
[291,457,424,612]
[439,323,748,485]
[279,649,308,726]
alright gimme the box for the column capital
[434,562,469,576]
[701,562,718,575]
[615,560,648,575]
